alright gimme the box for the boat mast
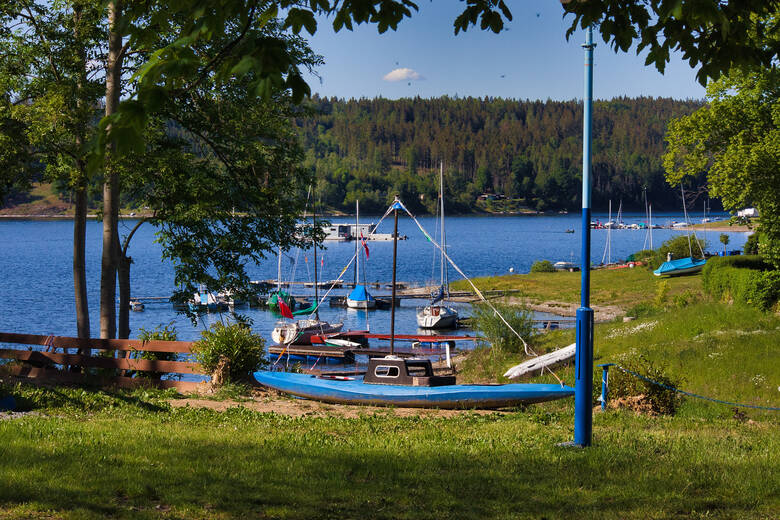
[355,199,360,287]
[276,246,282,293]
[390,197,400,355]
[313,199,319,320]
[440,161,447,295]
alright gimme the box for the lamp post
[574,25,595,447]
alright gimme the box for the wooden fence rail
[0,332,206,391]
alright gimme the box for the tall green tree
[0,1,105,341]
[664,67,780,267]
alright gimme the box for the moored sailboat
[417,163,458,329]
[346,200,376,309]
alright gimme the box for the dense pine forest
[296,95,705,215]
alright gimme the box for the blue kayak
[254,371,574,409]
[653,257,706,276]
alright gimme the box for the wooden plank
[0,332,195,353]
[7,365,203,391]
[364,333,477,342]
[0,349,204,374]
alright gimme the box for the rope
[396,201,534,354]
[611,364,780,411]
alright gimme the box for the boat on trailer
[255,357,574,409]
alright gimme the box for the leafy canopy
[663,67,780,267]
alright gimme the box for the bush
[530,260,556,273]
[701,255,780,311]
[192,322,267,384]
[743,233,760,255]
[609,354,685,415]
[134,322,179,380]
[471,302,534,354]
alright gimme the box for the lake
[0,212,748,345]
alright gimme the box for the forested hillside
[297,96,705,215]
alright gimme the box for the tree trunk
[100,0,123,339]
[117,249,131,340]
[73,183,90,342]
[73,5,90,356]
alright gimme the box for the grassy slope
[1,267,778,519]
[451,267,703,309]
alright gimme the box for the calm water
[0,212,747,345]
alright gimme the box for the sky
[303,1,706,102]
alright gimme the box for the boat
[129,300,145,312]
[553,261,578,271]
[267,247,296,312]
[256,197,575,409]
[271,197,342,345]
[654,184,707,277]
[255,358,574,409]
[188,286,225,312]
[271,318,343,345]
[417,163,458,329]
[346,200,376,309]
[653,256,706,276]
[565,228,575,233]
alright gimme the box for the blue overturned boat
[653,257,706,276]
[254,357,574,409]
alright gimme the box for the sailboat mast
[313,202,319,320]
[390,202,399,355]
[440,162,446,293]
[276,246,282,293]
[355,200,360,286]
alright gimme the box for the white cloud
[383,68,425,82]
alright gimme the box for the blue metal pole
[574,25,595,447]
[598,363,614,411]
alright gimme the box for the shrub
[471,302,534,354]
[701,255,780,311]
[530,260,556,273]
[134,322,179,380]
[744,233,759,255]
[627,249,655,266]
[192,322,267,383]
[609,354,684,415]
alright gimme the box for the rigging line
[395,199,540,360]
[301,204,397,317]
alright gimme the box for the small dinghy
[653,257,706,276]
[255,357,574,409]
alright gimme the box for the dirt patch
[504,297,624,322]
[169,388,500,418]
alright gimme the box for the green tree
[719,233,730,254]
[664,67,780,267]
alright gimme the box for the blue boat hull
[254,371,574,409]
[653,257,707,276]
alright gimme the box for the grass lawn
[0,392,777,519]
[1,267,778,519]
[451,266,704,310]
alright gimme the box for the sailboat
[417,163,458,329]
[255,197,575,409]
[346,200,376,309]
[267,247,295,312]
[271,201,343,345]
[654,184,707,277]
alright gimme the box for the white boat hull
[416,305,458,329]
[346,298,376,309]
[272,320,344,345]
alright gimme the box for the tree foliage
[664,68,780,267]
[562,0,780,86]
[298,95,702,214]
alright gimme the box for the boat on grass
[653,257,706,276]
[255,357,573,409]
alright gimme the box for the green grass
[1,269,778,519]
[0,391,777,519]
[451,267,703,310]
